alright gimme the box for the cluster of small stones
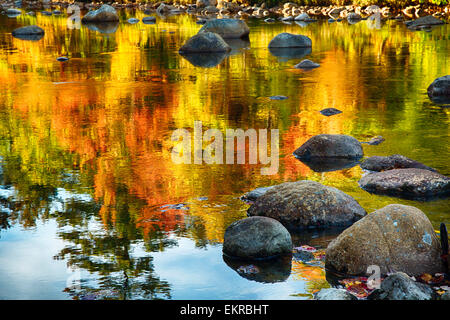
[2,0,450,22]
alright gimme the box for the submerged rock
[368,272,435,300]
[223,216,292,260]
[362,135,385,145]
[128,18,140,24]
[293,134,363,160]
[81,4,119,23]
[320,108,342,116]
[268,33,312,48]
[358,168,450,199]
[427,75,450,103]
[142,16,156,24]
[198,19,250,39]
[12,25,44,40]
[247,180,366,230]
[325,204,445,276]
[179,32,231,53]
[180,51,228,68]
[294,59,320,69]
[314,288,357,300]
[360,154,436,173]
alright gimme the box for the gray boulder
[179,32,231,53]
[360,154,437,172]
[368,272,435,300]
[247,180,366,230]
[315,288,357,300]
[223,216,292,260]
[326,204,445,276]
[358,168,450,199]
[81,4,119,23]
[268,33,312,48]
[427,75,450,103]
[294,59,320,69]
[198,19,250,39]
[293,134,363,160]
[12,25,44,40]
[241,186,275,202]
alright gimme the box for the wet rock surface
[360,154,437,172]
[268,33,312,48]
[81,4,119,23]
[428,75,450,103]
[325,204,445,276]
[358,168,450,199]
[320,108,342,116]
[368,272,435,300]
[223,216,292,260]
[294,134,363,160]
[294,59,320,69]
[314,288,357,300]
[247,180,366,230]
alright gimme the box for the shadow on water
[269,47,312,61]
[223,254,292,283]
[179,51,229,68]
[295,157,361,173]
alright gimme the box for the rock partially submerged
[268,33,312,48]
[368,272,435,300]
[294,134,363,160]
[359,168,450,199]
[325,204,445,276]
[198,18,250,39]
[247,180,366,230]
[314,288,357,300]
[11,25,45,40]
[427,75,450,103]
[405,15,445,29]
[360,154,436,173]
[179,32,231,53]
[81,4,119,23]
[294,59,320,69]
[241,186,275,202]
[320,108,342,116]
[223,216,292,260]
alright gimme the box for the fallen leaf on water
[293,245,317,253]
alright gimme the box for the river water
[0,10,449,299]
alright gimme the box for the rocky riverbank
[1,0,450,22]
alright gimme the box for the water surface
[0,10,449,300]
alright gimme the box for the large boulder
[268,33,312,48]
[294,134,363,160]
[179,32,231,53]
[11,25,45,40]
[358,168,450,199]
[314,288,357,300]
[198,19,250,39]
[223,216,292,260]
[81,4,119,23]
[247,180,366,230]
[427,75,450,103]
[360,154,437,173]
[368,272,435,300]
[325,204,445,276]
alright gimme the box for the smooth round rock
[294,59,320,69]
[358,168,450,199]
[179,32,231,53]
[427,75,450,103]
[326,204,445,276]
[247,180,366,230]
[81,4,119,23]
[223,216,292,260]
[268,33,312,48]
[294,134,363,160]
